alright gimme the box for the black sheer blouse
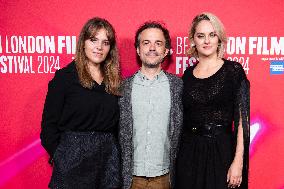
[182,59,250,187]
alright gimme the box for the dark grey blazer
[119,71,183,189]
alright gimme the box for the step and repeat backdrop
[1,0,284,188]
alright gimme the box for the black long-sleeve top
[40,61,119,157]
[182,59,250,188]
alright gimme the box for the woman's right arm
[40,70,66,163]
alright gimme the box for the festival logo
[174,36,284,75]
[270,61,284,75]
[0,35,76,74]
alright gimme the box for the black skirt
[49,131,121,189]
[176,124,244,189]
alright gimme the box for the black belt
[186,123,231,138]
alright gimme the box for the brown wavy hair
[75,17,121,95]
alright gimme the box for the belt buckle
[205,123,215,138]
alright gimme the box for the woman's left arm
[227,62,250,188]
[227,117,244,188]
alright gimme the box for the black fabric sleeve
[233,62,250,188]
[181,66,191,81]
[40,70,67,159]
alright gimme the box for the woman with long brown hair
[40,17,122,188]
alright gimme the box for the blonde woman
[176,13,249,189]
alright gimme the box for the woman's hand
[227,158,243,188]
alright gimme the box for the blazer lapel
[123,76,134,137]
[166,73,176,141]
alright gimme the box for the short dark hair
[134,21,171,50]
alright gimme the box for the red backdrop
[1,0,284,188]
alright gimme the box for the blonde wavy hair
[187,12,227,58]
[75,17,121,95]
